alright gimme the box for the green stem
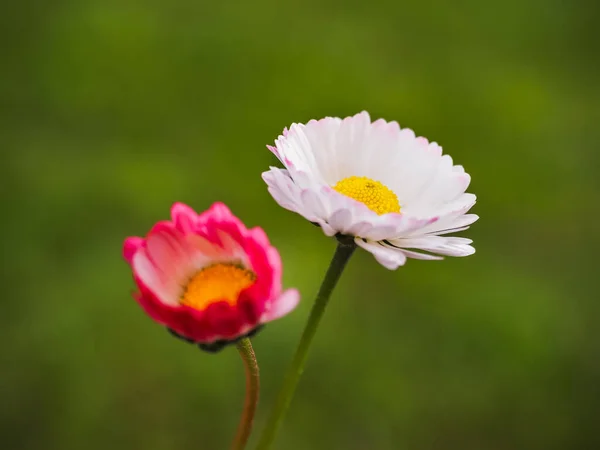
[255,239,356,450]
[231,338,260,450]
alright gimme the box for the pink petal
[132,250,181,306]
[262,289,301,322]
[123,236,143,263]
[171,202,197,234]
[145,224,194,278]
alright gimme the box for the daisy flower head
[263,111,478,270]
[123,202,300,352]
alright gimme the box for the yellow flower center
[180,263,256,310]
[332,176,401,215]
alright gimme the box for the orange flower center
[332,176,401,215]
[180,263,256,310]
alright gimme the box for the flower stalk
[255,237,356,450]
[231,338,260,450]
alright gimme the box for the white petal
[389,248,443,260]
[389,235,476,257]
[355,238,407,270]
[423,214,479,236]
[414,203,478,236]
[300,188,331,219]
[328,208,353,233]
[263,168,318,221]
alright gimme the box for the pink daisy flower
[123,202,300,352]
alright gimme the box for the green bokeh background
[2,1,599,449]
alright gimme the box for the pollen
[333,176,401,215]
[180,263,256,311]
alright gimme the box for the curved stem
[231,338,260,450]
[255,240,356,450]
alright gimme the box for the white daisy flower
[262,111,478,270]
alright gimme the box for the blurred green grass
[1,0,599,449]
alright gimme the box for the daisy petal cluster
[263,111,478,269]
[123,202,300,352]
